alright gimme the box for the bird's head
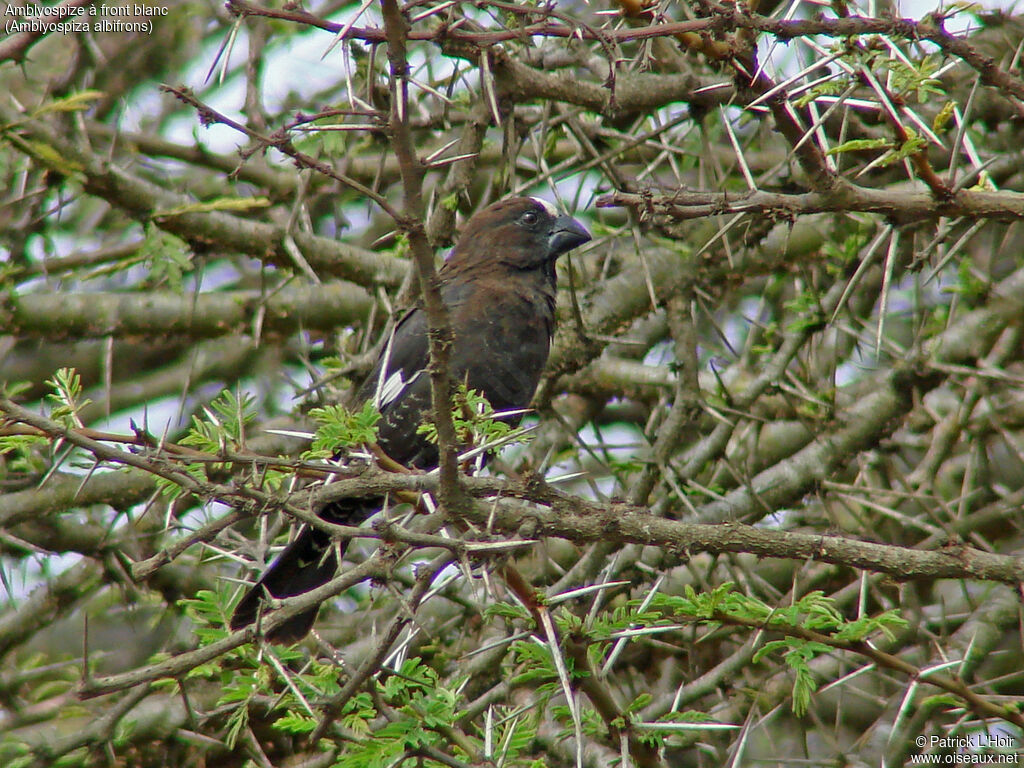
[445,197,591,279]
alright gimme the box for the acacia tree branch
[9,425,1024,592]
[14,397,1024,662]
[11,243,1024,595]
[310,471,1024,584]
[308,553,450,745]
[8,303,1024,609]
[381,0,463,505]
[598,184,1024,223]
[0,399,332,534]
[0,398,208,493]
[77,552,388,699]
[698,608,1024,730]
[0,106,404,288]
[0,283,373,340]
[0,469,156,528]
[160,85,400,220]
[453,490,1024,584]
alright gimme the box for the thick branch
[0,469,156,528]
[462,493,1024,585]
[599,184,1024,222]
[298,470,1024,585]
[2,283,373,340]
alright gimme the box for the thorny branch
[380,0,464,506]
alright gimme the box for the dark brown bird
[231,197,591,641]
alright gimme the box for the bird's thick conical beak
[548,215,591,258]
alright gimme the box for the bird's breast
[449,284,555,412]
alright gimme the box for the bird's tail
[229,499,378,642]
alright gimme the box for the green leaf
[224,705,249,750]
[0,433,49,474]
[152,196,271,218]
[272,712,318,734]
[32,90,105,117]
[180,388,257,453]
[23,140,84,176]
[627,693,653,714]
[154,462,206,501]
[140,223,192,291]
[881,129,928,165]
[933,100,956,133]
[45,367,91,428]
[755,638,828,716]
[940,255,988,305]
[825,138,890,155]
[833,609,909,642]
[416,383,530,455]
[794,77,849,109]
[483,601,533,623]
[303,400,381,458]
[887,54,945,102]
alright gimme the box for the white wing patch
[377,370,406,408]
[373,324,399,408]
[377,368,425,408]
[530,197,558,217]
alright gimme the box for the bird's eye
[520,210,539,226]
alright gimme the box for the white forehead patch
[530,197,558,217]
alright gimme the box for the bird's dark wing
[356,282,477,468]
[356,305,428,411]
